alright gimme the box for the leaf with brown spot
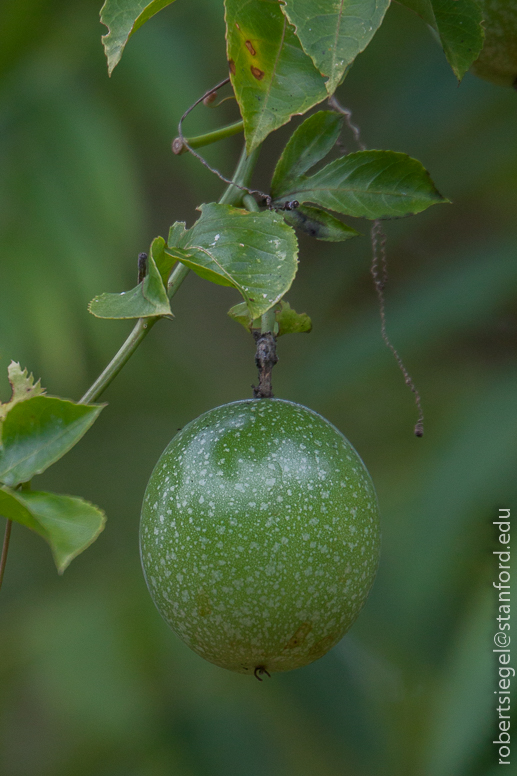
[225,0,327,152]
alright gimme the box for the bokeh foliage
[0,0,516,774]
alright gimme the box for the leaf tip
[54,499,107,574]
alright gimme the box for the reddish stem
[0,519,13,593]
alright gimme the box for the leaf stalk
[172,120,244,155]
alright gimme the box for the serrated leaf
[281,0,390,95]
[167,203,299,319]
[282,205,361,241]
[271,111,344,195]
[100,0,179,75]
[88,251,171,319]
[0,397,104,487]
[399,0,484,80]
[168,221,187,248]
[0,486,105,573]
[225,0,327,153]
[275,300,312,336]
[0,363,46,445]
[273,149,448,219]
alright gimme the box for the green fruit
[140,399,380,675]
[470,0,517,88]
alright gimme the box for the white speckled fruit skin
[140,399,380,675]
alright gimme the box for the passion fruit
[140,399,380,675]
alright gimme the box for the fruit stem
[260,308,276,335]
[243,202,278,399]
[252,331,278,399]
[79,142,261,404]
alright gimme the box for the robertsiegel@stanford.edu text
[493,508,512,766]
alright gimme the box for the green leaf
[0,486,105,573]
[227,302,261,332]
[0,397,104,487]
[0,362,45,442]
[100,0,179,75]
[273,149,448,219]
[399,0,484,80]
[228,299,312,337]
[167,203,299,319]
[0,486,43,534]
[271,111,344,195]
[281,0,390,95]
[88,251,171,319]
[282,205,361,241]
[151,236,176,287]
[225,0,327,153]
[167,221,187,248]
[275,300,312,336]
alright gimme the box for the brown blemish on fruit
[308,633,337,659]
[251,66,264,80]
[245,40,257,56]
[284,622,312,650]
[229,59,236,75]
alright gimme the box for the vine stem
[79,262,189,404]
[0,137,261,593]
[0,520,12,593]
[219,145,261,207]
[80,142,261,405]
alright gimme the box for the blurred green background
[0,1,516,774]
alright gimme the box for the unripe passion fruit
[140,399,380,675]
[470,0,517,88]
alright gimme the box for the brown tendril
[177,77,272,207]
[329,95,424,436]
